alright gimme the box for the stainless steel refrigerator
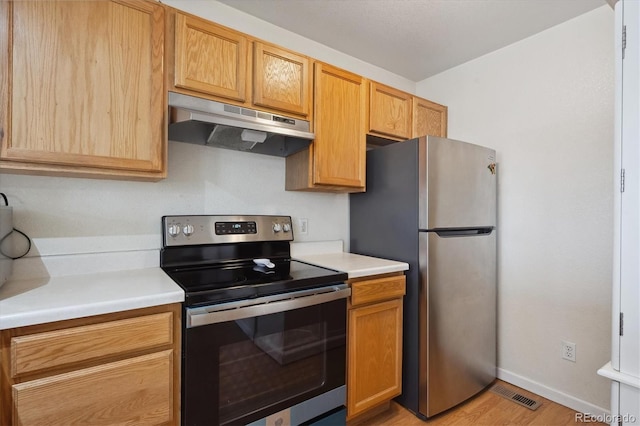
[350,135,497,419]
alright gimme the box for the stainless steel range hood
[168,92,314,157]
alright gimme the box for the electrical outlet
[299,218,308,235]
[562,340,576,362]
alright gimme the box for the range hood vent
[168,92,314,157]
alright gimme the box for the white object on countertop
[253,258,275,268]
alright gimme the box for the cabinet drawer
[12,350,173,426]
[350,275,406,306]
[11,312,174,377]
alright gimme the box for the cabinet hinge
[620,312,624,336]
[623,25,627,59]
[621,169,626,193]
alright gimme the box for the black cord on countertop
[0,192,32,259]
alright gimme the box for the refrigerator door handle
[430,227,494,237]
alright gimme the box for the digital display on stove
[215,221,257,235]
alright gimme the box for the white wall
[1,142,347,254]
[417,5,614,412]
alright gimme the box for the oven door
[183,284,350,426]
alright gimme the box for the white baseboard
[498,368,610,419]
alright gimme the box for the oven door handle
[186,284,351,328]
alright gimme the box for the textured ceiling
[218,0,606,82]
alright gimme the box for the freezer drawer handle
[434,227,494,237]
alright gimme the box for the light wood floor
[351,380,605,426]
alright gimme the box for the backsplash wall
[1,142,348,253]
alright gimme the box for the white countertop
[0,268,184,330]
[294,252,409,279]
[0,239,406,330]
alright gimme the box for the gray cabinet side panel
[350,138,421,413]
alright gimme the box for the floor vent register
[490,384,542,411]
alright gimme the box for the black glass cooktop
[162,259,347,307]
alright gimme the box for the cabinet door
[620,383,640,425]
[253,42,311,117]
[369,82,412,140]
[313,63,366,188]
[0,0,165,176]
[174,12,248,102]
[412,96,448,138]
[12,350,173,426]
[618,0,640,378]
[347,298,403,417]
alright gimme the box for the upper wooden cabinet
[368,81,447,142]
[253,42,311,117]
[369,82,413,140]
[0,0,167,180]
[286,63,367,192]
[170,11,312,118]
[412,96,448,138]
[173,12,249,102]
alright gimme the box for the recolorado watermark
[575,412,637,423]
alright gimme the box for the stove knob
[183,224,195,237]
[282,223,291,233]
[167,224,181,237]
[273,223,282,233]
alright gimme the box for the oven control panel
[162,215,294,246]
[215,221,257,235]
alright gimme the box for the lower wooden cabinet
[0,304,181,426]
[347,273,405,420]
[12,351,173,425]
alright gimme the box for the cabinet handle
[186,284,351,328]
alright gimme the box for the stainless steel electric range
[160,215,349,426]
